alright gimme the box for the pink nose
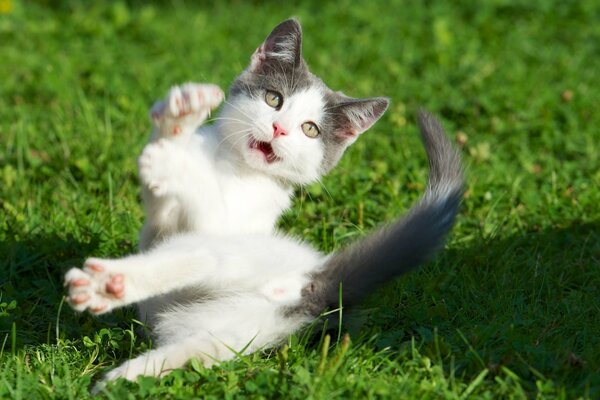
[273,122,287,137]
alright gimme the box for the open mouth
[248,137,281,164]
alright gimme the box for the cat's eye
[265,90,283,109]
[301,122,320,138]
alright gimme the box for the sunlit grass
[1,0,599,398]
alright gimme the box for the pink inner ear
[335,113,376,140]
[335,127,358,141]
[250,44,266,71]
[336,109,384,141]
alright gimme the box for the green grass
[1,0,599,398]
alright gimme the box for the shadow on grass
[345,220,599,393]
[1,221,598,392]
[0,232,136,350]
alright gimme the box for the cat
[65,110,463,385]
[137,19,389,251]
[64,18,464,386]
[135,18,389,324]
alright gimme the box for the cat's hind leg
[150,83,224,142]
[101,334,236,383]
[91,332,241,394]
[99,296,287,384]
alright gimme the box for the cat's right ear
[250,19,303,73]
[332,97,390,144]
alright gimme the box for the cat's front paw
[150,83,224,137]
[64,258,127,315]
[138,139,187,196]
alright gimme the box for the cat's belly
[185,208,278,235]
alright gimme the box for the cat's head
[219,19,389,185]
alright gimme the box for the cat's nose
[273,122,287,138]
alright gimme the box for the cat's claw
[64,258,127,315]
[150,83,224,137]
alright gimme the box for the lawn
[1,0,599,398]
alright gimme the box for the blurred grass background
[1,0,599,398]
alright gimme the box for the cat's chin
[248,137,282,164]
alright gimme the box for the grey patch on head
[230,19,312,99]
[228,18,390,176]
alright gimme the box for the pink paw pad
[70,278,90,287]
[105,274,125,298]
[70,293,91,304]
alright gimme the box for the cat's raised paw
[64,258,127,315]
[150,83,224,137]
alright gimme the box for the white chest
[217,172,291,233]
[184,131,291,234]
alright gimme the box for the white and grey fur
[135,19,388,324]
[138,19,389,250]
[65,110,463,385]
[64,19,464,386]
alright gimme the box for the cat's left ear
[333,97,390,143]
[250,19,303,72]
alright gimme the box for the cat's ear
[250,19,303,72]
[333,97,390,143]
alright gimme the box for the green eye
[265,90,283,109]
[301,122,320,138]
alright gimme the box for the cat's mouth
[248,137,281,163]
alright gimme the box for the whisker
[211,120,254,130]
[217,128,253,149]
[223,100,254,121]
[230,131,254,149]
[207,117,253,126]
[314,177,334,201]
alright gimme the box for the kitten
[138,19,389,251]
[65,111,464,385]
[135,19,388,324]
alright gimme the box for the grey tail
[298,110,464,317]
